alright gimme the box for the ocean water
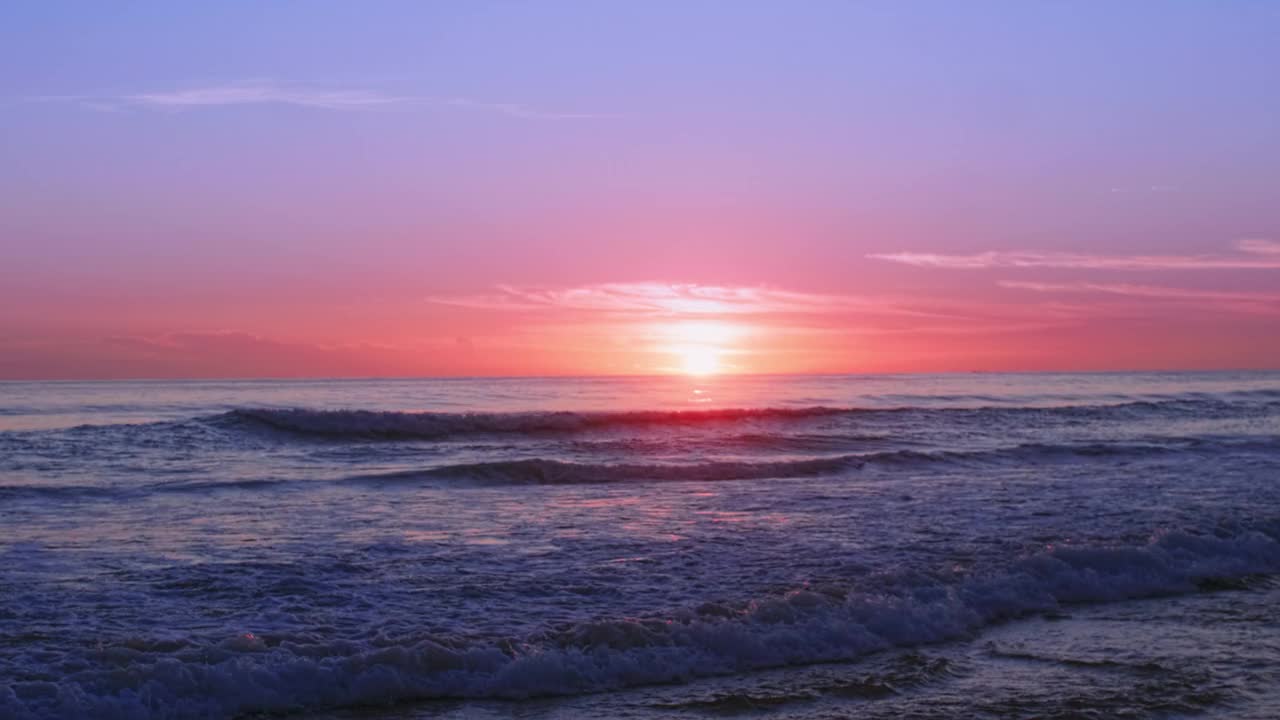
[2,371,1279,719]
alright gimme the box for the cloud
[868,240,1280,271]
[1238,238,1280,255]
[124,84,407,110]
[22,81,614,119]
[424,282,1095,346]
[29,81,406,112]
[999,281,1280,314]
[427,282,956,319]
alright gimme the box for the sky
[2,1,1279,379]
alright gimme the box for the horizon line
[3,366,1277,384]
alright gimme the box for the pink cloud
[427,282,958,319]
[999,281,1280,315]
[869,240,1280,271]
[1238,238,1280,255]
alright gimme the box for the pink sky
[5,243,1279,378]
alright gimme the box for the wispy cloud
[427,282,954,319]
[1238,238,1280,255]
[999,280,1280,314]
[29,81,406,112]
[424,282,1095,344]
[868,239,1280,271]
[22,80,613,119]
[126,84,406,110]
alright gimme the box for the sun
[653,320,743,376]
[679,346,722,376]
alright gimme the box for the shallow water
[2,372,1279,719]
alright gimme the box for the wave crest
[231,406,851,440]
[341,439,1275,487]
[227,393,1279,442]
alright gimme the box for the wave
[0,484,125,501]
[341,438,1280,487]
[5,388,1274,440]
[225,393,1280,442]
[8,437,1274,499]
[229,406,852,440]
[335,438,1254,486]
[343,455,863,487]
[6,521,1278,719]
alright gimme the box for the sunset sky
[2,1,1278,378]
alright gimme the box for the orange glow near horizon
[5,275,1280,379]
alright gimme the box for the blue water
[2,372,1279,719]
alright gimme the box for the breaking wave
[226,393,1280,441]
[6,522,1278,720]
[338,439,1276,487]
[5,437,1274,499]
[229,406,851,439]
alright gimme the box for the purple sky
[2,2,1278,377]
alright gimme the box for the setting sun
[679,346,722,376]
[655,320,744,375]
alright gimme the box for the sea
[2,371,1279,720]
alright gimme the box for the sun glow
[656,320,744,376]
[679,346,722,376]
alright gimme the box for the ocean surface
[2,371,1279,719]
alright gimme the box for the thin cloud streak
[426,283,1096,346]
[27,82,406,111]
[1000,281,1280,314]
[427,282,964,319]
[869,239,1280,271]
[1238,238,1280,255]
[126,85,406,110]
[21,81,613,119]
